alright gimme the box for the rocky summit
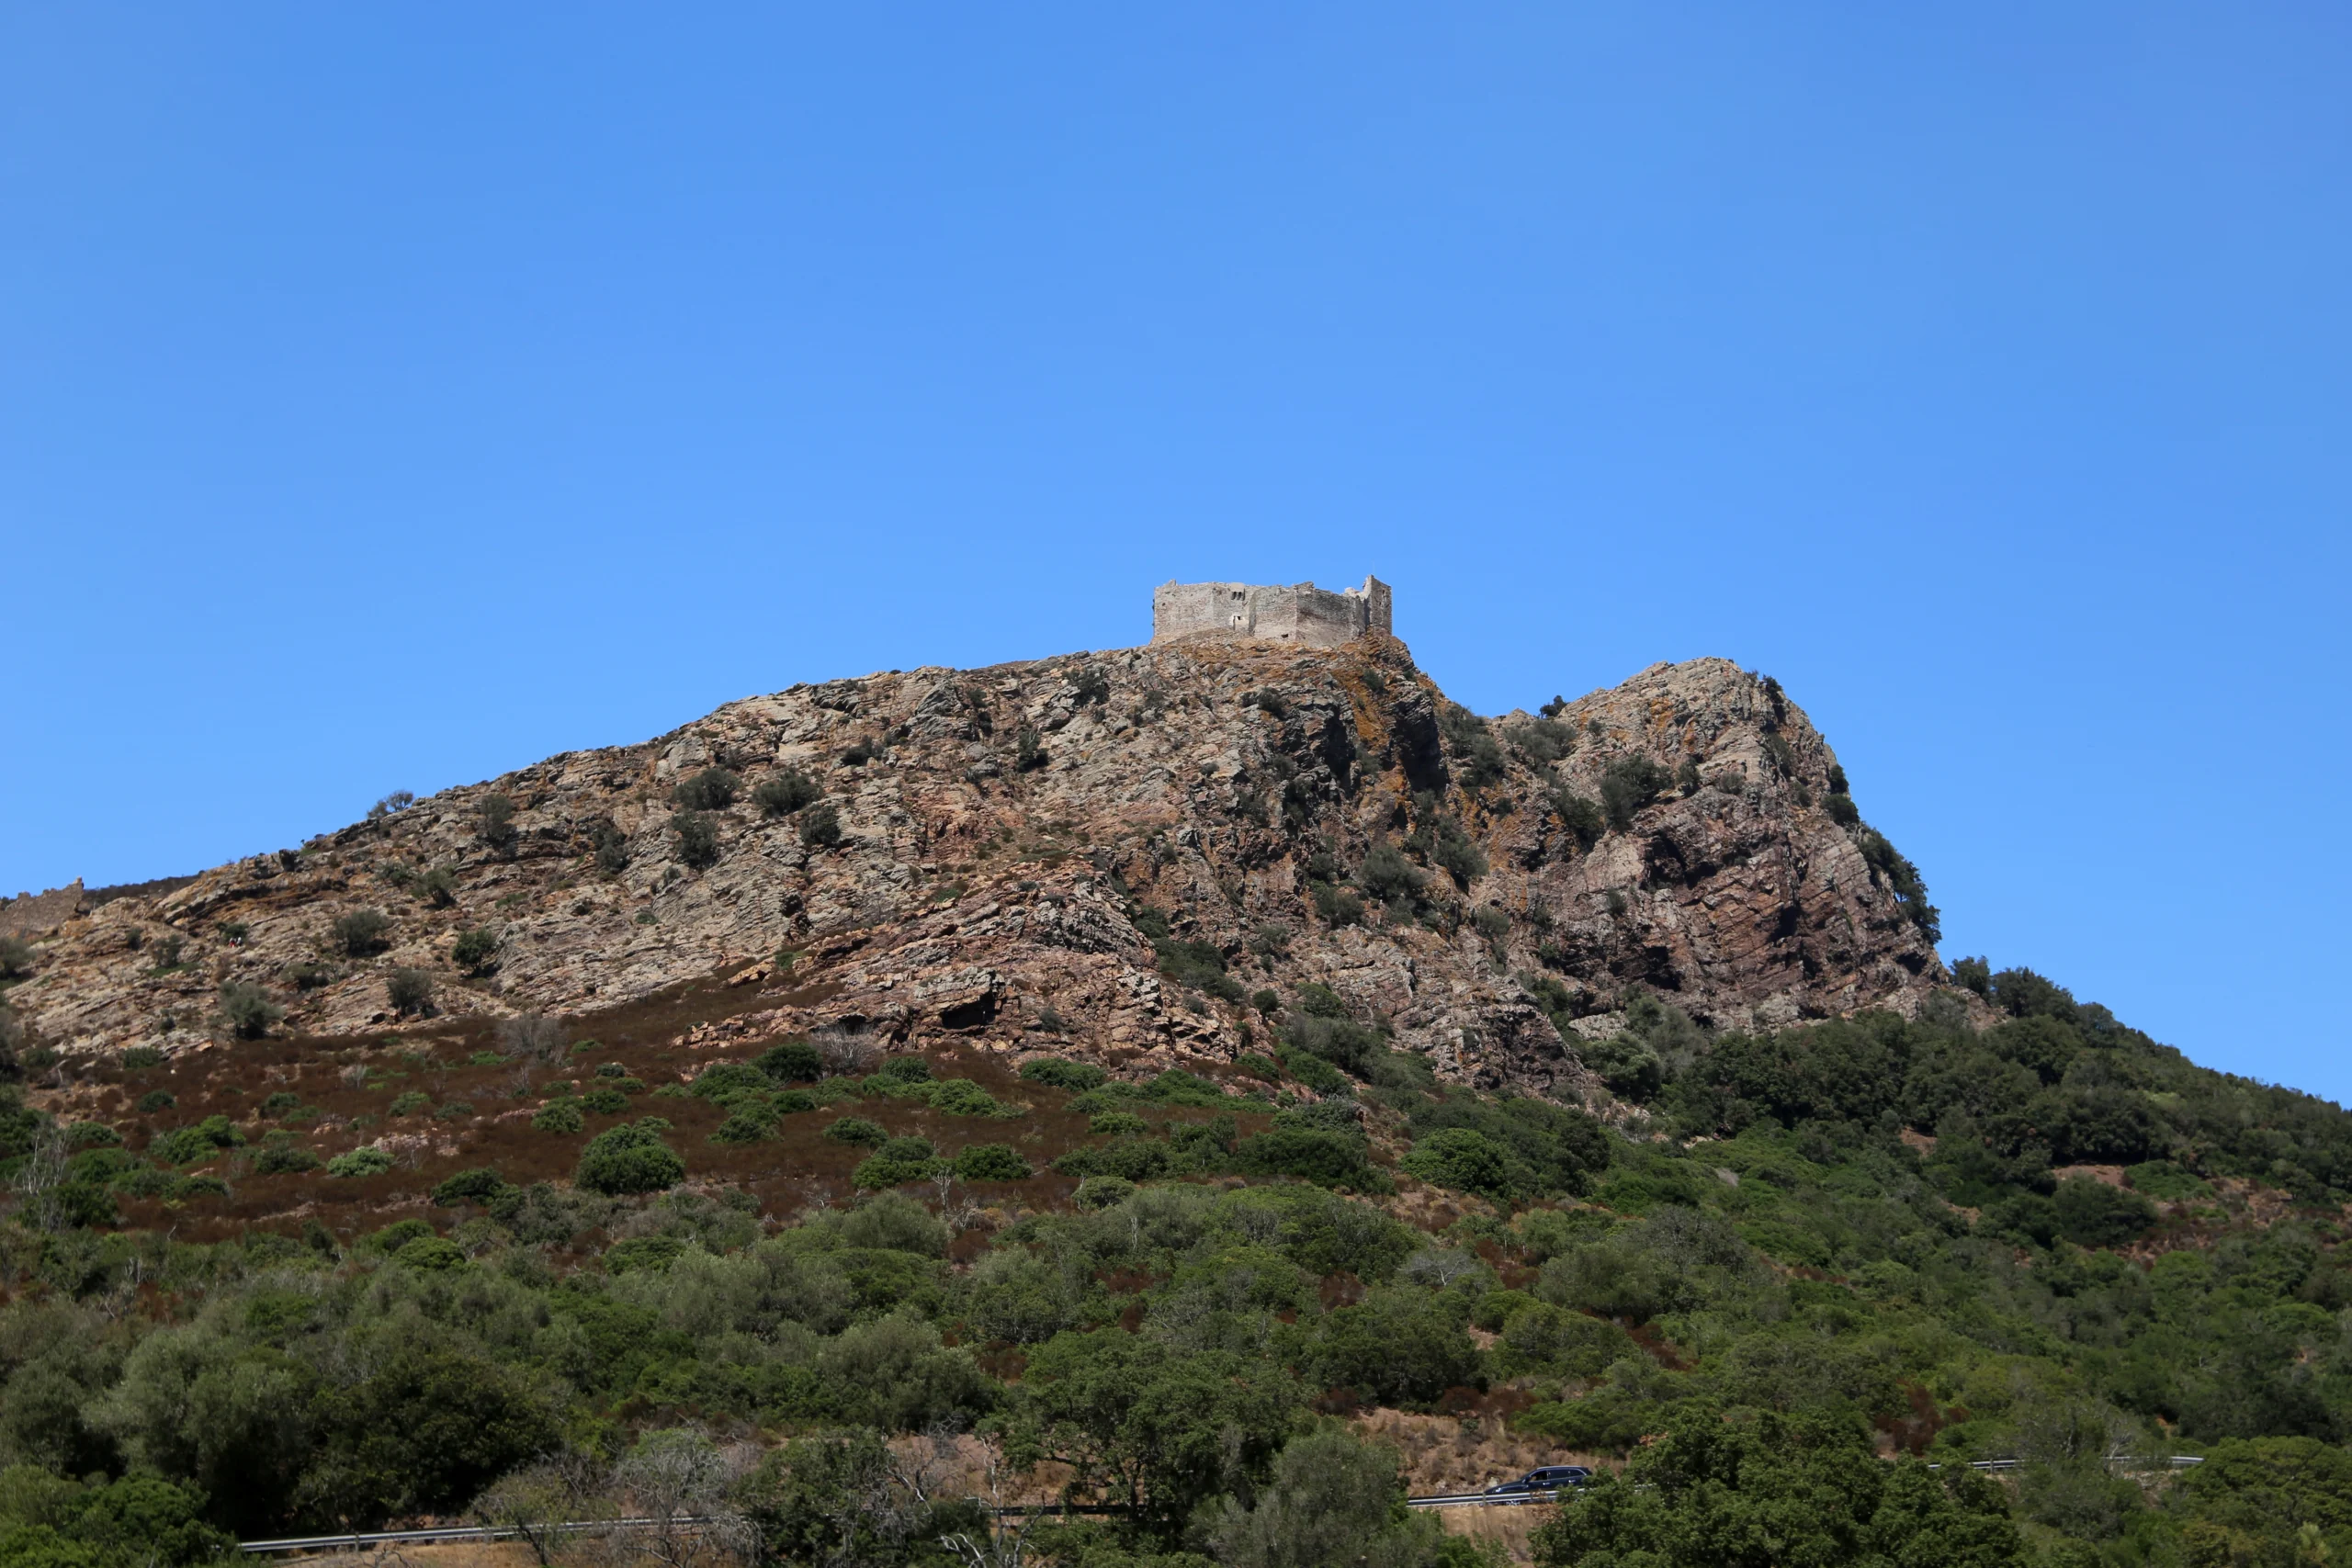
[5,610,1945,1097]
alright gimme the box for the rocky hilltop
[4,630,1945,1096]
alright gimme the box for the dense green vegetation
[0,958,2348,1568]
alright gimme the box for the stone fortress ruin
[1150,575,1392,649]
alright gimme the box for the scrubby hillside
[1,634,1939,1086]
[1,637,2348,1568]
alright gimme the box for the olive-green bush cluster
[1,963,2350,1567]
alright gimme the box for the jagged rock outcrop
[3,635,1945,1095]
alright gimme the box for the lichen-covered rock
[4,635,1945,1096]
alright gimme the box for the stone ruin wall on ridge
[1150,575,1392,649]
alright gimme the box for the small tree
[672,809,721,870]
[798,802,842,850]
[387,967,436,1018]
[592,820,630,876]
[499,1010,568,1063]
[0,936,36,979]
[452,926,500,976]
[672,767,742,811]
[215,982,285,1041]
[1600,755,1674,830]
[333,908,392,957]
[752,769,820,818]
[577,1121,686,1195]
[367,789,416,822]
[477,791,517,850]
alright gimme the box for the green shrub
[1356,843,1424,907]
[592,821,630,876]
[854,1136,944,1188]
[954,1144,1032,1181]
[431,1100,474,1122]
[327,1146,395,1178]
[1073,1175,1136,1209]
[928,1078,1012,1117]
[1600,755,1674,829]
[387,968,435,1017]
[389,1090,431,1117]
[532,1100,583,1134]
[2054,1175,2158,1248]
[672,809,721,870]
[1233,1128,1381,1189]
[757,1041,824,1082]
[333,908,392,957]
[452,927,500,976]
[477,791,517,849]
[1014,729,1046,772]
[575,1121,686,1195]
[1400,1127,1518,1200]
[673,767,742,810]
[753,770,820,817]
[582,1086,629,1115]
[0,936,38,978]
[254,1143,322,1176]
[120,1044,164,1070]
[1825,792,1860,826]
[797,799,843,849]
[1295,983,1348,1018]
[825,1116,888,1147]
[431,1168,507,1206]
[150,1114,244,1166]
[1020,1057,1107,1092]
[709,1111,775,1145]
[413,866,458,908]
[394,1235,468,1269]
[774,1089,817,1114]
[215,983,284,1040]
[137,1089,175,1113]
[1090,1111,1150,1136]
[871,1055,934,1085]
[288,961,336,991]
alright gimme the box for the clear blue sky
[5,6,2346,1100]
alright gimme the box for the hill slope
[6,633,1942,1089]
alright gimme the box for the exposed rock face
[3,635,1945,1094]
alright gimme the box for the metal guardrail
[239,1458,2214,1551]
[241,1519,715,1554]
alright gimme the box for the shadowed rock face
[6,635,1944,1094]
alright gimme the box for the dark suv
[1484,1465,1593,1500]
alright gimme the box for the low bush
[215,983,284,1040]
[757,1041,825,1082]
[1090,1111,1151,1136]
[327,1146,395,1178]
[387,968,435,1017]
[452,927,500,976]
[1600,755,1675,829]
[254,1143,322,1176]
[593,821,631,875]
[0,936,35,979]
[824,1116,888,1147]
[431,1168,507,1206]
[1019,1057,1106,1092]
[709,1111,775,1145]
[854,1136,944,1189]
[672,767,742,811]
[672,809,721,870]
[477,791,517,849]
[799,802,843,849]
[575,1121,685,1195]
[954,1144,1033,1180]
[333,909,392,957]
[531,1100,583,1134]
[413,867,458,908]
[753,769,820,818]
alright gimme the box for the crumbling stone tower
[1151,576,1392,648]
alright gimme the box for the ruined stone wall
[1151,576,1390,648]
